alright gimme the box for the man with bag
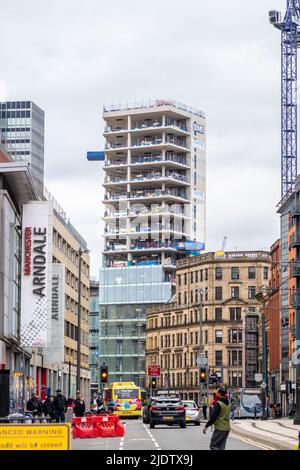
[54,389,67,423]
[203,386,231,450]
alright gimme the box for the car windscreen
[152,400,181,406]
[242,393,262,407]
[183,402,197,408]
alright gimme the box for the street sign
[148,365,161,377]
[197,355,208,367]
[0,423,71,451]
[255,373,263,383]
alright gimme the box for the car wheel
[194,421,201,426]
[150,422,155,429]
[180,422,186,429]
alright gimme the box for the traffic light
[150,377,157,389]
[200,368,207,384]
[100,365,108,383]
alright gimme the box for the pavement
[72,418,271,451]
[230,418,300,450]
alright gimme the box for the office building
[146,251,271,403]
[97,99,206,386]
[0,100,45,193]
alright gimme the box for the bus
[229,388,263,419]
[104,382,142,418]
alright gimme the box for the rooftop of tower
[103,99,205,119]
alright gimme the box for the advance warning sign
[0,424,71,451]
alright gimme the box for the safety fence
[72,414,125,439]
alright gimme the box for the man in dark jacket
[26,393,43,417]
[54,389,67,423]
[74,396,86,417]
[203,386,231,450]
[42,395,55,421]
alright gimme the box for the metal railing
[103,99,205,119]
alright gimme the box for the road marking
[142,423,161,450]
[230,432,276,450]
[119,436,124,451]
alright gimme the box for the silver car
[182,401,201,426]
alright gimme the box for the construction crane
[269,2,300,202]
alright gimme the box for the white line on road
[142,423,161,450]
[230,432,276,451]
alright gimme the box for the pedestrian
[201,394,208,420]
[26,393,43,419]
[74,395,86,417]
[203,386,231,450]
[54,389,67,423]
[42,395,55,422]
[230,398,236,421]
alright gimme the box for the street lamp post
[255,289,269,421]
[76,247,88,395]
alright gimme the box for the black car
[143,396,186,429]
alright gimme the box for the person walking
[230,398,236,421]
[74,395,86,417]
[203,386,231,450]
[201,395,208,420]
[42,395,55,422]
[26,393,43,419]
[54,389,67,423]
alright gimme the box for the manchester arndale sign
[20,202,53,347]
[43,264,65,365]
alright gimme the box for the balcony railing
[104,126,128,133]
[131,154,163,165]
[105,142,127,149]
[292,261,300,278]
[290,233,300,247]
[104,177,127,184]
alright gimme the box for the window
[215,351,223,366]
[264,267,269,280]
[215,287,223,301]
[204,330,208,344]
[184,292,187,304]
[215,267,223,280]
[190,272,194,284]
[196,271,199,283]
[229,307,241,321]
[200,270,203,282]
[205,287,208,301]
[248,267,256,279]
[205,269,208,281]
[215,308,222,321]
[184,273,187,285]
[178,292,181,305]
[229,329,243,344]
[248,286,256,299]
[231,267,239,280]
[178,275,181,287]
[231,286,239,299]
[215,330,223,344]
[190,290,194,304]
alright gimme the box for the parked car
[182,400,201,426]
[143,396,186,429]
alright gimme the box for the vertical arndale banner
[20,202,53,347]
[43,264,65,364]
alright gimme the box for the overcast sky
[0,0,286,277]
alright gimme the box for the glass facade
[0,101,44,194]
[99,304,146,388]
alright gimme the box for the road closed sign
[0,424,71,451]
[148,365,161,377]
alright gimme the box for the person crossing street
[54,389,67,423]
[203,386,231,450]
